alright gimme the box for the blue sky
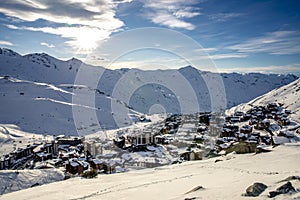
[0,0,300,74]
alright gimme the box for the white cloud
[0,40,13,46]
[227,31,300,55]
[149,11,196,30]
[6,24,18,29]
[142,0,201,30]
[209,13,242,22]
[40,42,55,48]
[210,53,248,59]
[218,63,300,75]
[195,47,218,53]
[11,25,111,52]
[1,0,129,52]
[0,0,123,30]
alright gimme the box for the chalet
[241,114,252,121]
[234,111,244,117]
[260,135,272,145]
[249,117,258,125]
[89,158,105,171]
[240,125,253,134]
[248,132,260,143]
[220,124,239,137]
[277,117,290,126]
[230,116,240,123]
[267,103,279,111]
[285,110,292,114]
[65,159,88,175]
[254,120,269,130]
[105,163,116,174]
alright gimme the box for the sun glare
[74,26,109,53]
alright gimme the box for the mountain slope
[0,47,298,135]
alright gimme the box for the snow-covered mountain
[0,47,298,135]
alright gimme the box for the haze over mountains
[0,48,298,135]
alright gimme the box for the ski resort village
[0,47,300,199]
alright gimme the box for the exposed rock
[30,183,39,188]
[245,182,267,197]
[269,181,296,198]
[278,176,300,183]
[214,159,223,163]
[185,186,204,194]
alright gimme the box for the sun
[73,26,109,53]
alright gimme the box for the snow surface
[1,143,299,200]
[0,169,64,195]
[0,124,43,155]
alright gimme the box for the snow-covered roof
[69,161,79,167]
[92,159,103,165]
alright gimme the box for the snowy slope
[0,169,64,195]
[0,47,298,135]
[0,76,142,135]
[228,78,300,124]
[1,143,299,200]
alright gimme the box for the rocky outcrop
[185,186,204,194]
[245,182,267,197]
[269,181,296,198]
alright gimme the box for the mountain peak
[178,65,204,74]
[0,48,20,57]
[179,65,196,71]
[67,57,82,64]
[23,52,58,69]
[24,52,54,59]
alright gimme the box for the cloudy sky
[0,0,300,74]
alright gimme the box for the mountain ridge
[0,47,298,135]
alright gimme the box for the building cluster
[114,114,206,162]
[2,103,297,174]
[0,144,36,170]
[116,114,182,148]
[216,103,298,154]
[0,135,116,175]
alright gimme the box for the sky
[0,0,300,75]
